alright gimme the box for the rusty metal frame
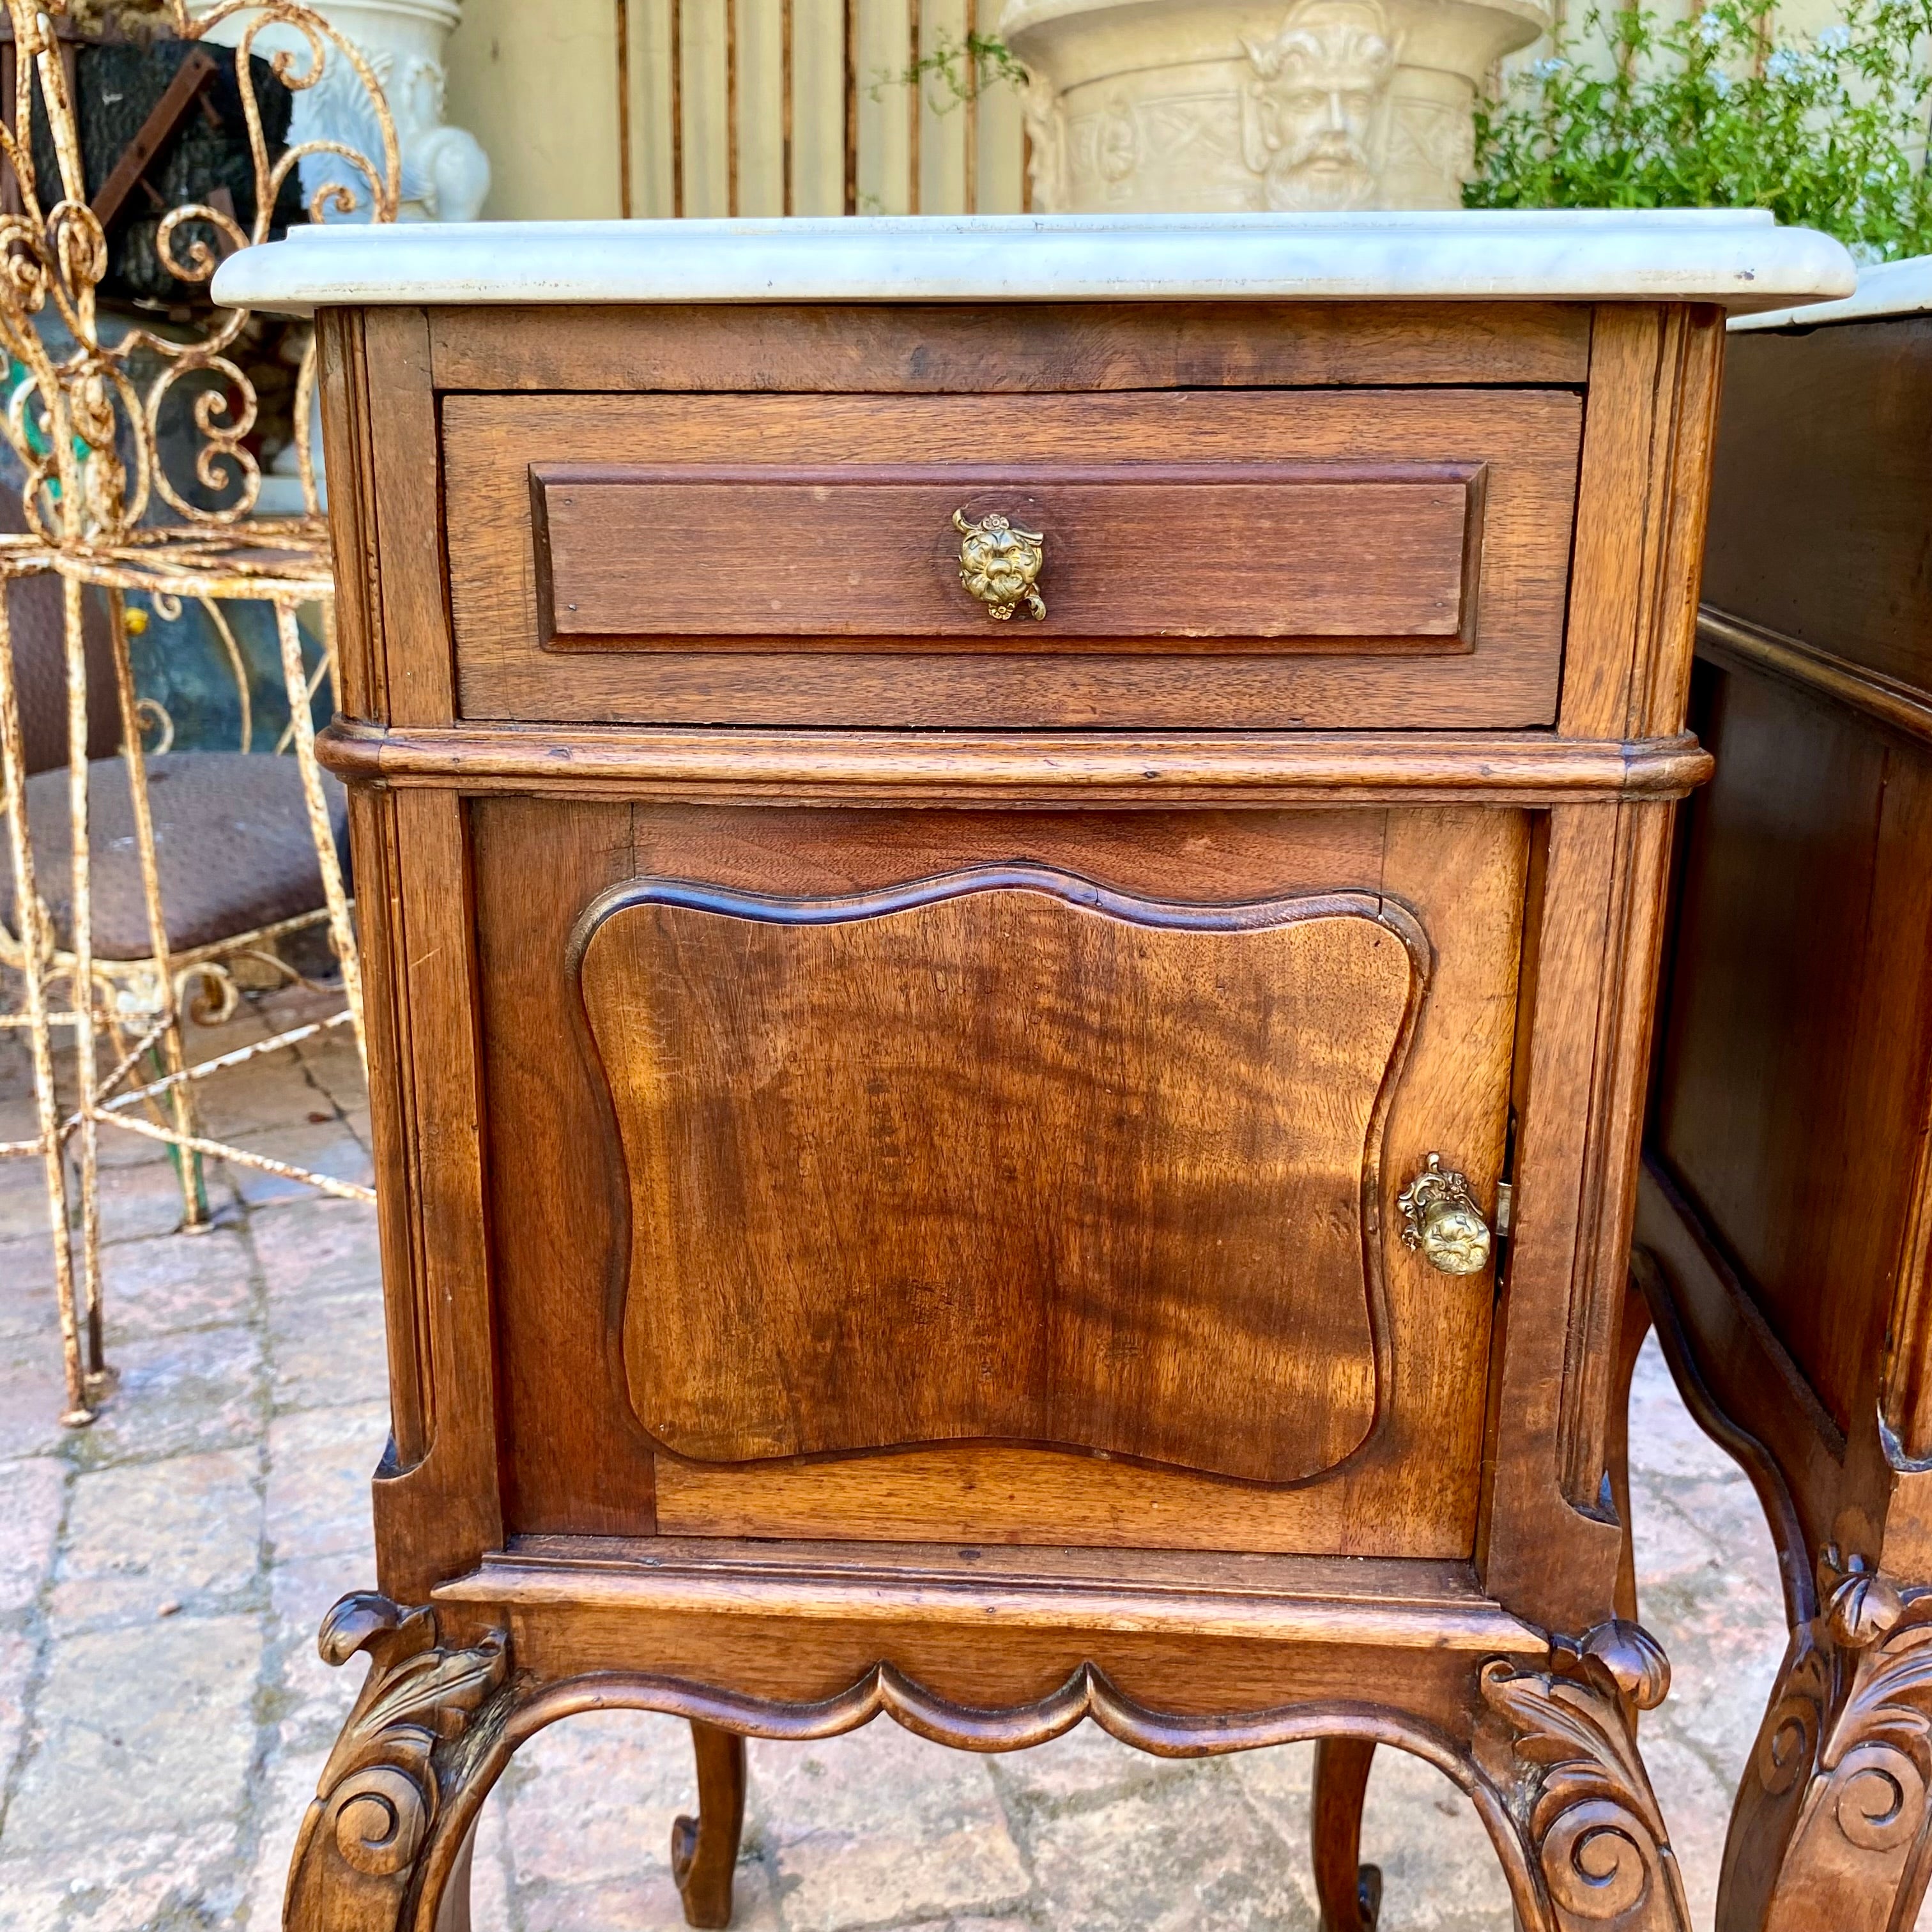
[0,0,398,1422]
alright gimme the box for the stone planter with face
[1001,0,1548,212]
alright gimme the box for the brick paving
[0,986,1806,1931]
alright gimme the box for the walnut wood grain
[580,868,1425,1483]
[1698,605,1932,751]
[1641,310,1932,1932]
[1313,1736,1383,1932]
[1559,305,1725,742]
[672,1722,744,1930]
[434,1538,1545,1650]
[1703,313,1932,702]
[314,309,384,725]
[473,802,1521,1556]
[362,309,456,730]
[530,460,1482,648]
[442,387,1581,730]
[316,719,1713,804]
[425,300,1593,394]
[303,291,1716,1932]
[1652,664,1929,1440]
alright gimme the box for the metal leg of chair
[277,600,364,1068]
[108,587,206,1232]
[0,580,91,1419]
[61,577,104,1388]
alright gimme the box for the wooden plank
[530,460,1480,645]
[361,307,454,730]
[1557,796,1675,1502]
[369,789,504,1606]
[1704,315,1932,702]
[627,0,679,218]
[1652,668,1894,1436]
[425,300,1594,392]
[737,0,787,214]
[973,3,1025,215]
[792,0,847,213]
[344,785,429,1466]
[314,308,384,723]
[855,0,910,213]
[1476,802,1626,1629]
[1559,305,1665,740]
[680,0,733,215]
[1637,307,1725,736]
[917,0,967,213]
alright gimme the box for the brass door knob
[954,508,1046,621]
[1397,1154,1493,1275]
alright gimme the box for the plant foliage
[1464,0,1932,257]
[873,29,1028,111]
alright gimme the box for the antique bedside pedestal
[210,210,1850,1932]
[1636,259,1932,1932]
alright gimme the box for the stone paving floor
[0,983,1818,1931]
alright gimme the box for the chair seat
[0,751,349,961]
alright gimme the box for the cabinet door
[476,804,1525,1556]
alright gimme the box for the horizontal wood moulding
[531,462,1483,650]
[1698,604,1932,751]
[433,1537,1546,1652]
[319,721,1715,804]
[425,302,1595,395]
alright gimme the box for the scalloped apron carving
[576,864,1428,1485]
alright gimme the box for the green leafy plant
[1466,0,1932,258]
[871,28,1027,112]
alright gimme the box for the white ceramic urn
[1000,0,1547,213]
[192,0,490,224]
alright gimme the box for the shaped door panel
[576,865,1427,1487]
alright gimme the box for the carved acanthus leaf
[1478,1627,1690,1929]
[303,1592,509,1880]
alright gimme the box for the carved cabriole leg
[1312,1735,1382,1931]
[1475,1621,1690,1932]
[284,1594,510,1932]
[673,1720,747,1929]
[1719,1551,1932,1932]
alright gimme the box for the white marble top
[211,210,1855,316]
[1730,252,1932,331]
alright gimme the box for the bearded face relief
[1243,0,1397,210]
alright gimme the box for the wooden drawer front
[476,801,1526,1554]
[445,389,1582,730]
[533,462,1479,648]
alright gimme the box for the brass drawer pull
[954,508,1046,621]
[1398,1154,1493,1275]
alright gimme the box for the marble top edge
[211,211,1857,316]
[1729,252,1932,332]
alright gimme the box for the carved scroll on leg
[284,1593,509,1932]
[1722,1552,1932,1932]
[1476,1621,1690,1932]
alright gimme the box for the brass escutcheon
[954,507,1046,621]
[1397,1153,1494,1276]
